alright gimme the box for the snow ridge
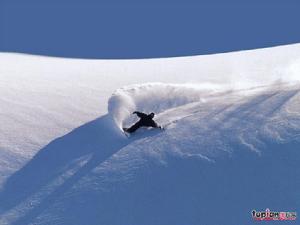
[1,45,300,225]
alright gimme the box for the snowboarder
[123,111,162,133]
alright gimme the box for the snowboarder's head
[149,112,155,118]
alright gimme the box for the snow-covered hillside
[0,45,300,225]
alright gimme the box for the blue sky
[1,0,300,58]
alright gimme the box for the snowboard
[122,128,131,137]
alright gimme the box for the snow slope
[0,45,300,225]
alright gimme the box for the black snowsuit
[125,111,159,133]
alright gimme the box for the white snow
[0,44,300,225]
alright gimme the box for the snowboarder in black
[123,111,162,133]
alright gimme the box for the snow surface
[0,44,300,225]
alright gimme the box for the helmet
[149,112,155,118]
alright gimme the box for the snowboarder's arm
[133,111,147,118]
